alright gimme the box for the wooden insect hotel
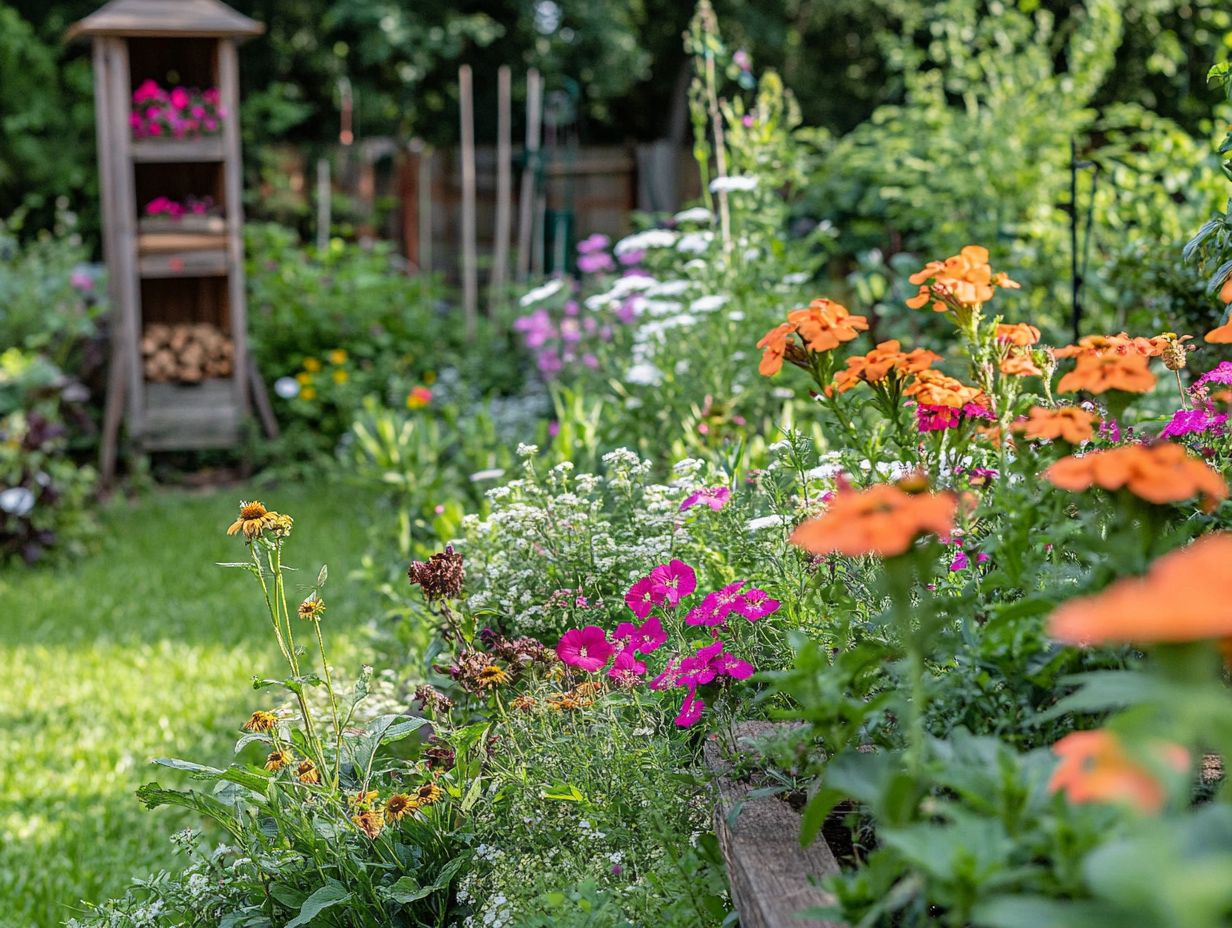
[69,0,276,481]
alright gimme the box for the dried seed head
[408,545,465,601]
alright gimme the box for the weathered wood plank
[705,722,842,928]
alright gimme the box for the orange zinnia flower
[756,299,869,376]
[1043,442,1227,509]
[789,483,957,558]
[1056,351,1156,394]
[1049,729,1188,814]
[902,369,987,409]
[906,245,1020,311]
[830,339,940,393]
[1013,406,1098,444]
[995,323,1041,347]
[1048,533,1232,645]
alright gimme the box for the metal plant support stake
[1070,138,1099,343]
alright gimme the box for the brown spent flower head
[414,783,444,807]
[385,793,418,821]
[830,339,941,394]
[296,760,320,784]
[1044,443,1228,510]
[790,483,957,559]
[1048,534,1232,645]
[352,808,385,840]
[264,750,292,772]
[510,695,538,711]
[423,740,456,772]
[408,545,465,601]
[1158,335,1193,372]
[1057,352,1156,395]
[414,684,455,715]
[547,691,585,712]
[227,500,281,540]
[1013,406,1099,444]
[297,594,326,622]
[243,710,279,733]
[266,513,294,538]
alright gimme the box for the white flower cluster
[614,228,679,255]
[518,277,565,307]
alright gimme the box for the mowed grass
[0,484,379,928]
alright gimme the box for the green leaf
[135,783,243,840]
[1031,670,1162,724]
[152,757,224,777]
[541,783,585,802]
[383,876,431,905]
[316,564,328,588]
[285,880,351,928]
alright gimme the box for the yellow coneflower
[385,793,418,821]
[348,789,380,809]
[268,513,294,538]
[228,501,278,539]
[510,695,537,712]
[352,808,385,839]
[296,371,314,385]
[414,783,443,807]
[332,369,349,384]
[303,357,322,373]
[296,760,320,784]
[243,709,279,732]
[298,594,326,621]
[265,750,292,771]
[476,664,511,688]
[301,387,317,401]
[329,349,348,366]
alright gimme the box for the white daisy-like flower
[672,206,712,224]
[273,376,300,399]
[614,228,679,255]
[690,294,728,313]
[709,175,758,193]
[518,277,565,307]
[625,362,664,386]
[676,231,713,254]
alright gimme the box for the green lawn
[0,484,379,928]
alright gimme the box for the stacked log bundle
[141,323,235,383]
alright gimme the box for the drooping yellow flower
[476,664,511,688]
[296,760,320,784]
[243,710,278,732]
[414,783,443,807]
[227,501,278,539]
[352,808,385,839]
[329,349,348,365]
[348,790,380,810]
[303,357,322,372]
[385,793,418,821]
[265,750,292,771]
[298,594,326,621]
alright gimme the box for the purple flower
[608,647,647,679]
[1160,407,1228,440]
[679,486,731,512]
[577,233,610,254]
[577,252,616,274]
[617,249,645,266]
[613,615,667,654]
[650,559,697,606]
[685,581,746,626]
[1196,362,1232,389]
[733,588,779,622]
[556,626,615,672]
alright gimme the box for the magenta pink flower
[649,560,697,606]
[625,576,664,618]
[685,581,746,626]
[674,687,705,727]
[679,486,732,512]
[613,615,667,654]
[608,647,647,680]
[555,625,615,672]
[734,588,780,622]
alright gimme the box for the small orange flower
[756,299,870,376]
[1054,332,1162,359]
[789,483,957,558]
[902,370,987,409]
[1056,352,1156,394]
[1205,320,1232,344]
[1013,406,1098,444]
[906,245,1020,311]
[1043,442,1227,509]
[1049,729,1188,814]
[1048,534,1232,645]
[265,750,292,772]
[1221,275,1232,305]
[995,323,1041,347]
[243,710,278,733]
[352,808,385,839]
[385,793,418,821]
[999,352,1042,377]
[227,500,280,539]
[830,340,940,394]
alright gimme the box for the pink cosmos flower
[625,576,664,619]
[685,581,746,626]
[555,625,615,672]
[649,560,696,606]
[679,486,731,512]
[734,588,779,622]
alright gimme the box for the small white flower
[643,299,684,317]
[729,310,745,321]
[0,487,35,517]
[647,279,691,297]
[673,206,712,224]
[746,514,791,532]
[273,377,300,399]
[625,362,663,386]
[709,174,758,193]
[516,443,539,457]
[518,277,565,307]
[469,468,506,482]
[782,271,811,285]
[614,228,679,255]
[690,294,728,313]
[676,231,713,254]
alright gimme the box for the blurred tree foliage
[1,0,1229,246]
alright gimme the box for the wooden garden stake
[490,65,513,307]
[517,68,543,281]
[459,64,478,336]
[316,157,331,252]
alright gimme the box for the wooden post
[490,65,513,307]
[94,38,123,486]
[316,157,331,252]
[219,38,252,419]
[516,68,542,281]
[459,64,478,335]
